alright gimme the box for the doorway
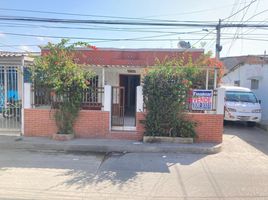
[120,74,140,116]
[111,74,140,129]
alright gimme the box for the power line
[226,0,256,56]
[1,15,268,28]
[0,22,211,34]
[4,35,268,48]
[0,1,258,23]
[0,16,218,27]
[223,0,257,21]
[0,31,216,41]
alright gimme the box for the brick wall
[24,109,223,143]
[185,113,223,143]
[136,112,223,143]
[24,109,110,138]
[24,109,58,137]
[24,109,143,140]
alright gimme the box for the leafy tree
[32,39,95,135]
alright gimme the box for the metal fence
[32,86,104,110]
[81,87,104,110]
[0,66,22,131]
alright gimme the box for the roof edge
[41,47,204,52]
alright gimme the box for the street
[0,124,268,200]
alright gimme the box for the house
[221,55,268,124]
[7,47,225,143]
[39,47,204,130]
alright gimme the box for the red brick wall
[24,109,109,138]
[74,110,109,138]
[186,113,223,143]
[24,109,57,137]
[136,112,145,139]
[136,112,223,143]
[24,109,223,143]
[24,109,144,140]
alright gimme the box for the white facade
[222,63,268,123]
[91,66,144,87]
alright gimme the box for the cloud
[19,45,33,52]
[36,36,45,42]
[0,33,5,37]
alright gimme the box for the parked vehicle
[221,86,261,127]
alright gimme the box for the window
[82,76,100,104]
[251,79,259,90]
[234,80,240,86]
[226,91,258,103]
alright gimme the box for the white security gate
[0,66,22,132]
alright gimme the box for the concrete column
[23,83,32,109]
[216,87,225,114]
[103,85,112,130]
[103,85,112,112]
[21,82,31,135]
[102,67,105,86]
[136,86,144,112]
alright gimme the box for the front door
[111,74,140,129]
[111,86,125,127]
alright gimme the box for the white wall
[223,64,268,122]
[92,67,143,86]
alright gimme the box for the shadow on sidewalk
[55,152,206,189]
[0,146,206,190]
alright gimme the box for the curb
[0,137,222,154]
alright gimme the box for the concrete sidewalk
[0,135,222,154]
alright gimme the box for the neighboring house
[221,55,268,123]
[0,52,36,132]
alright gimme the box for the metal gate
[111,86,125,127]
[0,66,21,132]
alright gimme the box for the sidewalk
[0,135,222,154]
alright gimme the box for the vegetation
[142,52,224,138]
[31,39,96,135]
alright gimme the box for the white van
[221,86,261,127]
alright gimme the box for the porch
[24,79,225,143]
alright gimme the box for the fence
[32,85,104,110]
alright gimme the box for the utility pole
[215,19,222,60]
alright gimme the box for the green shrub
[143,65,197,138]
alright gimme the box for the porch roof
[0,52,36,66]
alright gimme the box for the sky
[0,0,268,58]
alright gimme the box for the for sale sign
[191,90,213,110]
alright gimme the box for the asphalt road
[0,123,268,200]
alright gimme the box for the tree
[32,39,96,135]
